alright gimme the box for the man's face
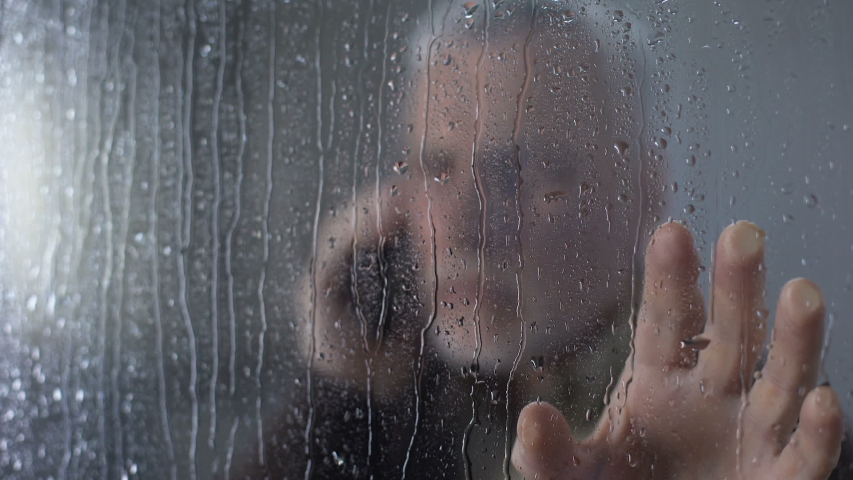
[307,3,662,386]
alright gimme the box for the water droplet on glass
[393,161,408,174]
[462,1,479,17]
[683,204,695,214]
[530,355,545,372]
[332,451,345,467]
[26,295,37,312]
[803,193,818,208]
[613,141,629,158]
[686,155,696,166]
[681,335,711,350]
[647,31,665,46]
[435,172,450,184]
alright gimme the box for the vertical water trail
[73,2,101,294]
[96,66,115,480]
[326,37,336,156]
[616,23,649,415]
[304,2,323,479]
[350,0,373,472]
[150,1,177,477]
[371,2,392,351]
[349,0,374,472]
[401,1,452,477]
[462,2,490,477]
[58,3,95,477]
[96,2,127,476]
[257,1,276,470]
[503,3,537,477]
[38,9,65,450]
[223,417,239,478]
[178,0,199,477]
[207,0,226,449]
[63,3,99,478]
[110,12,137,478]
[225,0,246,418]
[351,0,372,358]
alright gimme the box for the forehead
[398,2,660,221]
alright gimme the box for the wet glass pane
[0,0,850,478]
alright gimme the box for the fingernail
[789,278,823,314]
[520,419,543,448]
[730,221,765,258]
[812,387,839,410]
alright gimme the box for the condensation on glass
[0,0,850,479]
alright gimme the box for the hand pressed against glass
[512,221,844,479]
